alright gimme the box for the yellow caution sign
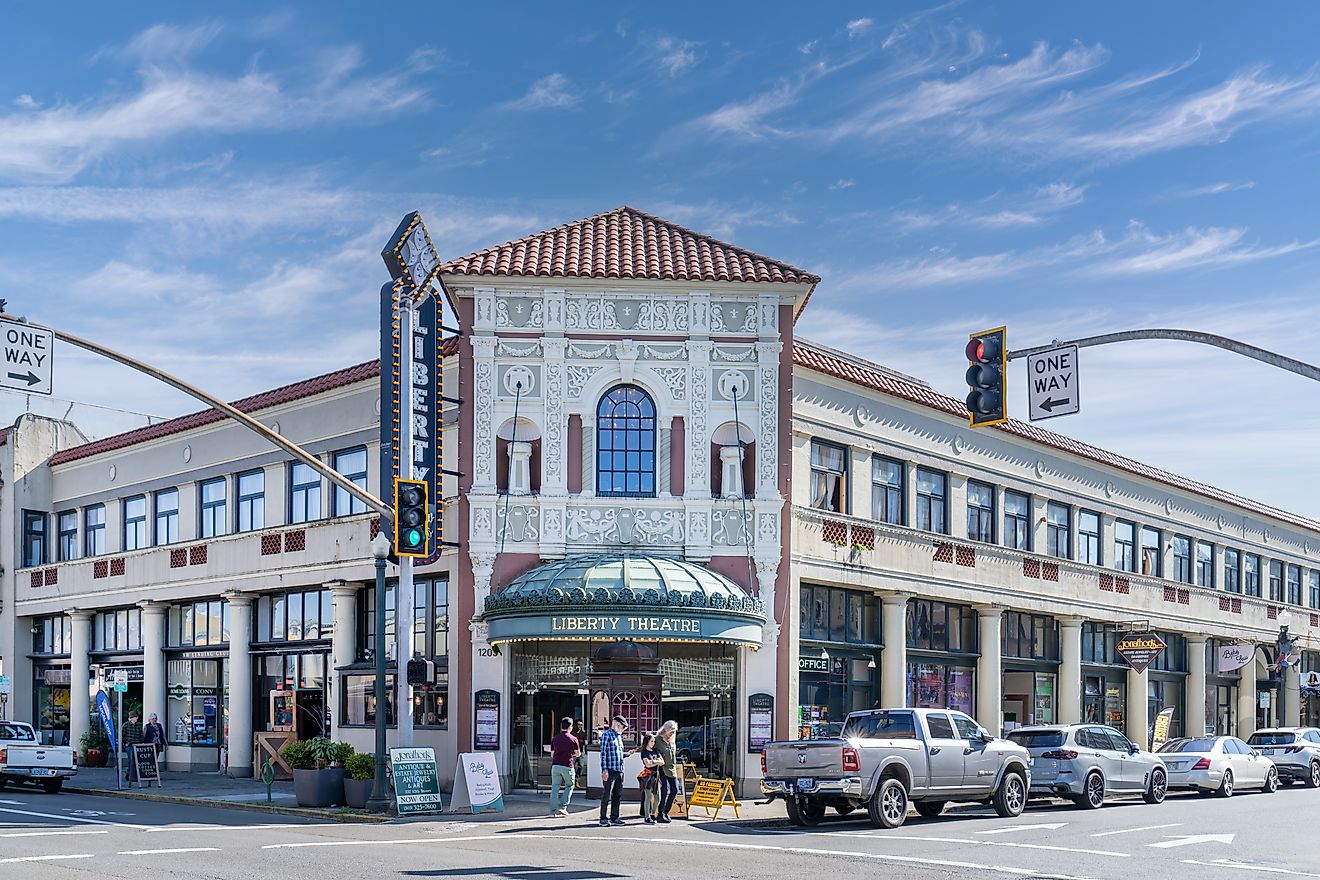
[687,776,742,820]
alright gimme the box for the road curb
[62,786,393,823]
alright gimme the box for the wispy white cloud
[648,199,801,239]
[829,179,855,191]
[13,94,39,109]
[1088,222,1317,276]
[91,22,223,65]
[891,181,1087,231]
[799,40,818,56]
[651,35,699,77]
[846,18,874,39]
[690,81,801,140]
[1163,180,1257,200]
[505,73,580,110]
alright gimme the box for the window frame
[1141,527,1162,578]
[21,510,47,568]
[1244,554,1262,597]
[288,461,322,524]
[1114,520,1136,572]
[915,467,948,535]
[123,494,148,551]
[809,439,848,514]
[870,456,904,526]
[236,469,265,533]
[595,384,658,499]
[1309,570,1320,611]
[1195,540,1214,589]
[154,488,179,546]
[1269,559,1284,602]
[1045,501,1071,560]
[57,509,78,562]
[1287,563,1303,606]
[1172,535,1192,584]
[199,477,227,539]
[1003,490,1031,551]
[1078,509,1101,566]
[1223,548,1241,593]
[332,446,369,516]
[84,504,106,557]
[966,480,995,544]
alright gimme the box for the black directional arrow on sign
[6,371,39,386]
[1038,396,1072,412]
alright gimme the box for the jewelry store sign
[1115,631,1166,673]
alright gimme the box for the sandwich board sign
[389,747,444,815]
[449,752,504,814]
[131,743,161,788]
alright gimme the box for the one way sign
[1027,345,1079,421]
[0,318,53,396]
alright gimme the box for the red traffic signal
[965,327,1007,428]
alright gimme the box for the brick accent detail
[30,571,43,588]
[170,548,188,568]
[1163,585,1177,603]
[284,530,306,552]
[1099,573,1114,592]
[1231,598,1242,613]
[189,545,208,566]
[822,519,847,546]
[261,534,282,556]
[1115,577,1130,594]
[1024,558,1041,579]
[1312,614,1319,628]
[109,558,125,577]
[44,568,57,586]
[851,525,875,551]
[1042,562,1059,581]
[1177,588,1190,605]
[1268,606,1279,620]
[370,519,381,540]
[1220,597,1232,611]
[955,546,976,567]
[934,543,954,563]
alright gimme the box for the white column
[224,593,254,778]
[330,581,361,738]
[948,473,969,541]
[1186,635,1208,738]
[720,446,744,499]
[69,610,93,755]
[508,442,532,495]
[1126,665,1149,748]
[880,594,909,707]
[1284,664,1302,729]
[975,605,1004,734]
[1030,496,1049,554]
[138,602,167,740]
[1058,616,1083,724]
[1237,654,1259,739]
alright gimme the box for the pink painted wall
[669,416,685,496]
[567,414,582,493]
[775,302,796,740]
[455,297,475,752]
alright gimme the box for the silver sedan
[1156,735,1279,797]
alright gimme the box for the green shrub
[345,753,375,781]
[332,741,355,768]
[79,725,109,753]
[281,739,315,770]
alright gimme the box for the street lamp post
[1277,610,1296,727]
[367,532,392,813]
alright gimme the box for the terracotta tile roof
[793,338,1320,534]
[441,205,820,286]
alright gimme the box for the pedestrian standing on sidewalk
[120,710,144,783]
[572,719,588,787]
[143,713,166,757]
[638,733,662,824]
[654,720,679,823]
[598,715,632,827]
[549,717,580,817]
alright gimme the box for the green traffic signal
[393,478,430,558]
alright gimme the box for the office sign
[1027,345,1079,422]
[389,746,444,815]
[0,318,53,396]
[1115,631,1166,673]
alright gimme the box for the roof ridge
[613,205,817,278]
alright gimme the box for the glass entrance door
[523,689,585,788]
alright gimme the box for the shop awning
[481,554,767,648]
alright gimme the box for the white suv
[1247,728,1320,788]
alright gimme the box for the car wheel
[993,772,1027,818]
[1263,767,1279,794]
[867,777,909,829]
[1143,770,1167,805]
[1308,762,1320,789]
[914,800,946,819]
[677,751,692,765]
[785,798,805,826]
[799,801,826,825]
[1074,772,1105,810]
[41,779,62,794]
[1216,770,1234,798]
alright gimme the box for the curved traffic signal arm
[966,327,1008,428]
[393,478,430,558]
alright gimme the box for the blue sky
[4,4,1320,515]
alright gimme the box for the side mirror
[1128,743,1140,754]
[977,728,992,743]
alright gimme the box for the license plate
[797,778,815,791]
[28,769,56,777]
[1028,757,1035,767]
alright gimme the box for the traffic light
[393,478,429,558]
[965,327,1008,428]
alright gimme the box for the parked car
[761,707,1031,829]
[1156,735,1278,797]
[1007,724,1167,809]
[1246,728,1320,788]
[0,721,78,793]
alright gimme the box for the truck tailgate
[4,745,75,771]
[765,741,845,777]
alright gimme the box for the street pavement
[0,784,1312,880]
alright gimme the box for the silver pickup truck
[0,721,78,793]
[761,707,1031,828]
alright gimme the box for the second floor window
[237,470,265,532]
[1223,548,1241,593]
[289,462,321,523]
[1311,571,1320,610]
[1141,527,1162,577]
[57,510,77,561]
[596,385,656,497]
[810,440,846,513]
[200,478,227,539]
[871,457,903,525]
[1046,502,1070,559]
[1196,541,1214,589]
[123,496,148,551]
[1114,520,1136,572]
[1078,510,1101,565]
[1269,560,1284,602]
[915,468,947,534]
[333,447,369,516]
[1245,554,1261,597]
[1288,564,1303,605]
[85,504,106,557]
[22,510,46,567]
[155,488,179,545]
[1172,536,1192,584]
[1004,491,1030,550]
[966,480,994,543]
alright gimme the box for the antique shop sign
[1115,631,1167,673]
[389,747,444,815]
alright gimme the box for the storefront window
[1002,671,1055,730]
[1148,632,1188,672]
[1084,674,1125,728]
[257,588,331,643]
[1148,678,1186,739]
[166,659,222,745]
[907,663,974,715]
[256,653,329,737]
[906,600,976,653]
[800,584,879,645]
[168,600,230,647]
[1001,612,1059,661]
[95,607,144,651]
[342,674,396,725]
[33,614,72,655]
[799,654,876,726]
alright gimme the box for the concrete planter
[292,768,346,807]
[343,777,374,809]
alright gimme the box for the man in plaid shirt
[598,715,632,826]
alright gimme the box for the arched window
[596,385,656,497]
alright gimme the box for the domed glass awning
[481,554,767,647]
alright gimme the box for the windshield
[1249,732,1297,746]
[1157,737,1220,754]
[1007,730,1066,749]
[843,711,916,740]
[0,723,35,742]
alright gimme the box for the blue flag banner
[95,690,116,752]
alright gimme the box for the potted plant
[343,753,376,809]
[80,726,110,768]
[283,737,349,808]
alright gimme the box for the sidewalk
[62,766,786,824]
